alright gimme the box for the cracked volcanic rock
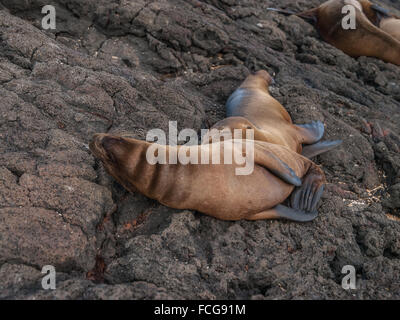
[0,0,400,299]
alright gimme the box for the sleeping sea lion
[90,70,341,222]
[267,0,400,66]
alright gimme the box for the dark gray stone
[0,0,399,299]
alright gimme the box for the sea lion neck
[90,134,150,189]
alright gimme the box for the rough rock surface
[0,0,400,299]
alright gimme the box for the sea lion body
[90,135,316,221]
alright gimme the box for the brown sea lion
[356,1,400,41]
[90,71,340,222]
[90,134,325,222]
[268,0,400,66]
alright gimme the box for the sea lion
[267,0,400,66]
[90,134,325,222]
[355,1,400,41]
[90,71,340,222]
[199,70,342,221]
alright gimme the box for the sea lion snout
[89,133,107,160]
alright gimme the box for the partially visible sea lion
[268,0,400,66]
[358,1,400,41]
[358,0,400,32]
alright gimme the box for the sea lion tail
[267,7,318,23]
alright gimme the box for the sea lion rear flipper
[254,143,302,187]
[290,164,325,214]
[246,167,324,220]
[296,120,325,144]
[246,204,318,222]
[301,140,342,158]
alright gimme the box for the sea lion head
[89,133,138,191]
[345,0,363,12]
[90,133,126,163]
[240,70,275,91]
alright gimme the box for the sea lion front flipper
[301,140,342,158]
[295,120,325,144]
[254,143,302,187]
